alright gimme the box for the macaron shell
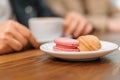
[53,46,80,52]
[55,44,78,49]
[84,35,101,50]
[54,37,79,47]
[77,37,92,51]
[77,35,101,51]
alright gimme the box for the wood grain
[0,33,120,80]
[0,49,44,64]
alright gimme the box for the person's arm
[87,16,120,33]
[63,12,115,38]
[62,0,109,37]
[62,0,120,38]
[88,0,120,33]
[87,0,120,33]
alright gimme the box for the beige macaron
[77,35,101,51]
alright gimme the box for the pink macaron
[53,37,80,52]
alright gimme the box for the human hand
[64,12,93,38]
[0,20,39,54]
[108,19,120,33]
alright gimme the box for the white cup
[29,17,64,43]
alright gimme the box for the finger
[28,34,40,48]
[82,24,93,35]
[8,21,39,48]
[65,17,78,36]
[5,25,28,47]
[0,36,14,54]
[3,35,23,51]
[0,44,13,54]
[15,22,39,48]
[64,15,74,35]
[73,20,87,38]
[64,14,73,26]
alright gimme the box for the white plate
[40,41,118,61]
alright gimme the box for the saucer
[40,41,118,61]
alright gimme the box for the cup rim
[29,17,63,21]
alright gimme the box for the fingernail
[73,33,78,38]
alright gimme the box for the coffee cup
[29,17,64,43]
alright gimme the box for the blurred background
[1,0,120,28]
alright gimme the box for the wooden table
[0,33,120,80]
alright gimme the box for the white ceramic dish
[40,41,118,61]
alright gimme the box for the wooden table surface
[0,33,120,80]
